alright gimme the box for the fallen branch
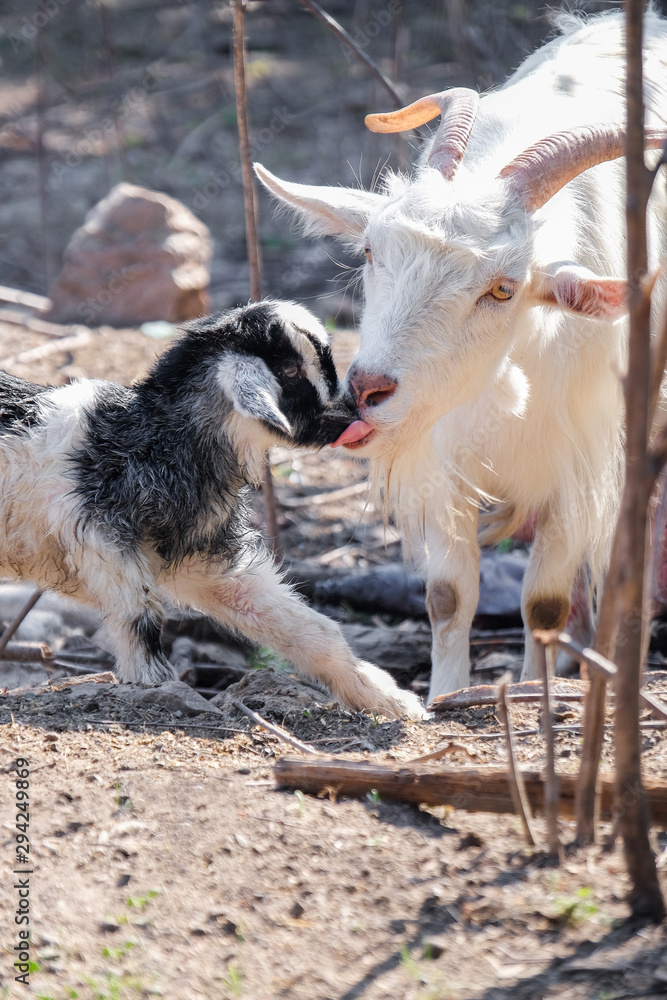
[280,481,370,509]
[0,285,51,312]
[0,641,53,663]
[430,678,586,712]
[274,758,667,825]
[232,698,318,756]
[0,329,93,369]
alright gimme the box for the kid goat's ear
[217,353,292,434]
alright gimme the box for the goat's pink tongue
[330,420,374,448]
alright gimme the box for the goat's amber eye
[489,282,514,301]
[282,365,300,379]
[364,246,373,263]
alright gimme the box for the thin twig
[99,1,128,180]
[36,19,51,291]
[296,0,404,107]
[231,0,279,555]
[232,698,318,755]
[496,674,537,846]
[0,330,93,369]
[640,690,667,721]
[280,481,370,509]
[535,638,561,859]
[0,590,42,656]
[95,719,250,734]
[0,307,88,339]
[532,630,617,679]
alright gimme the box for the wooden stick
[532,630,617,679]
[640,690,667,721]
[274,758,667,825]
[0,590,42,656]
[0,307,90,340]
[0,641,53,663]
[0,285,51,312]
[430,678,585,712]
[496,674,537,846]
[535,638,561,859]
[232,699,318,756]
[614,0,666,921]
[296,0,404,108]
[0,330,93,369]
[280,481,370,509]
[231,0,279,555]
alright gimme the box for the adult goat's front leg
[164,556,425,719]
[520,513,584,680]
[425,509,480,701]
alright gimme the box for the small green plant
[221,962,244,998]
[370,709,380,727]
[247,646,291,673]
[113,781,133,811]
[127,889,159,911]
[551,886,599,925]
[366,788,381,805]
[102,941,136,960]
[293,789,306,816]
[400,944,420,980]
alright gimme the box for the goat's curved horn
[500,125,666,212]
[365,88,479,181]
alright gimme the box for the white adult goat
[256,11,667,701]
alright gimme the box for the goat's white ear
[218,354,292,434]
[254,163,385,238]
[529,265,627,319]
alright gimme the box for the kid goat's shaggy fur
[0,300,423,720]
[257,11,667,701]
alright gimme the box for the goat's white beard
[366,357,533,558]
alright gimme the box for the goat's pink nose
[349,369,398,409]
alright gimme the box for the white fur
[0,316,424,720]
[256,11,667,700]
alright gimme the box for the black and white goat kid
[0,301,423,719]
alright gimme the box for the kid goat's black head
[146,300,356,451]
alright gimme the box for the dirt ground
[1,325,667,1000]
[2,4,667,993]
[2,668,667,1000]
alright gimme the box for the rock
[131,680,223,717]
[313,551,529,622]
[211,668,327,715]
[47,183,212,326]
[340,622,432,678]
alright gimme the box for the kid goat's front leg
[163,555,424,719]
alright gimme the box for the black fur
[69,302,355,564]
[0,373,49,434]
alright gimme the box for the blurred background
[0,0,637,325]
